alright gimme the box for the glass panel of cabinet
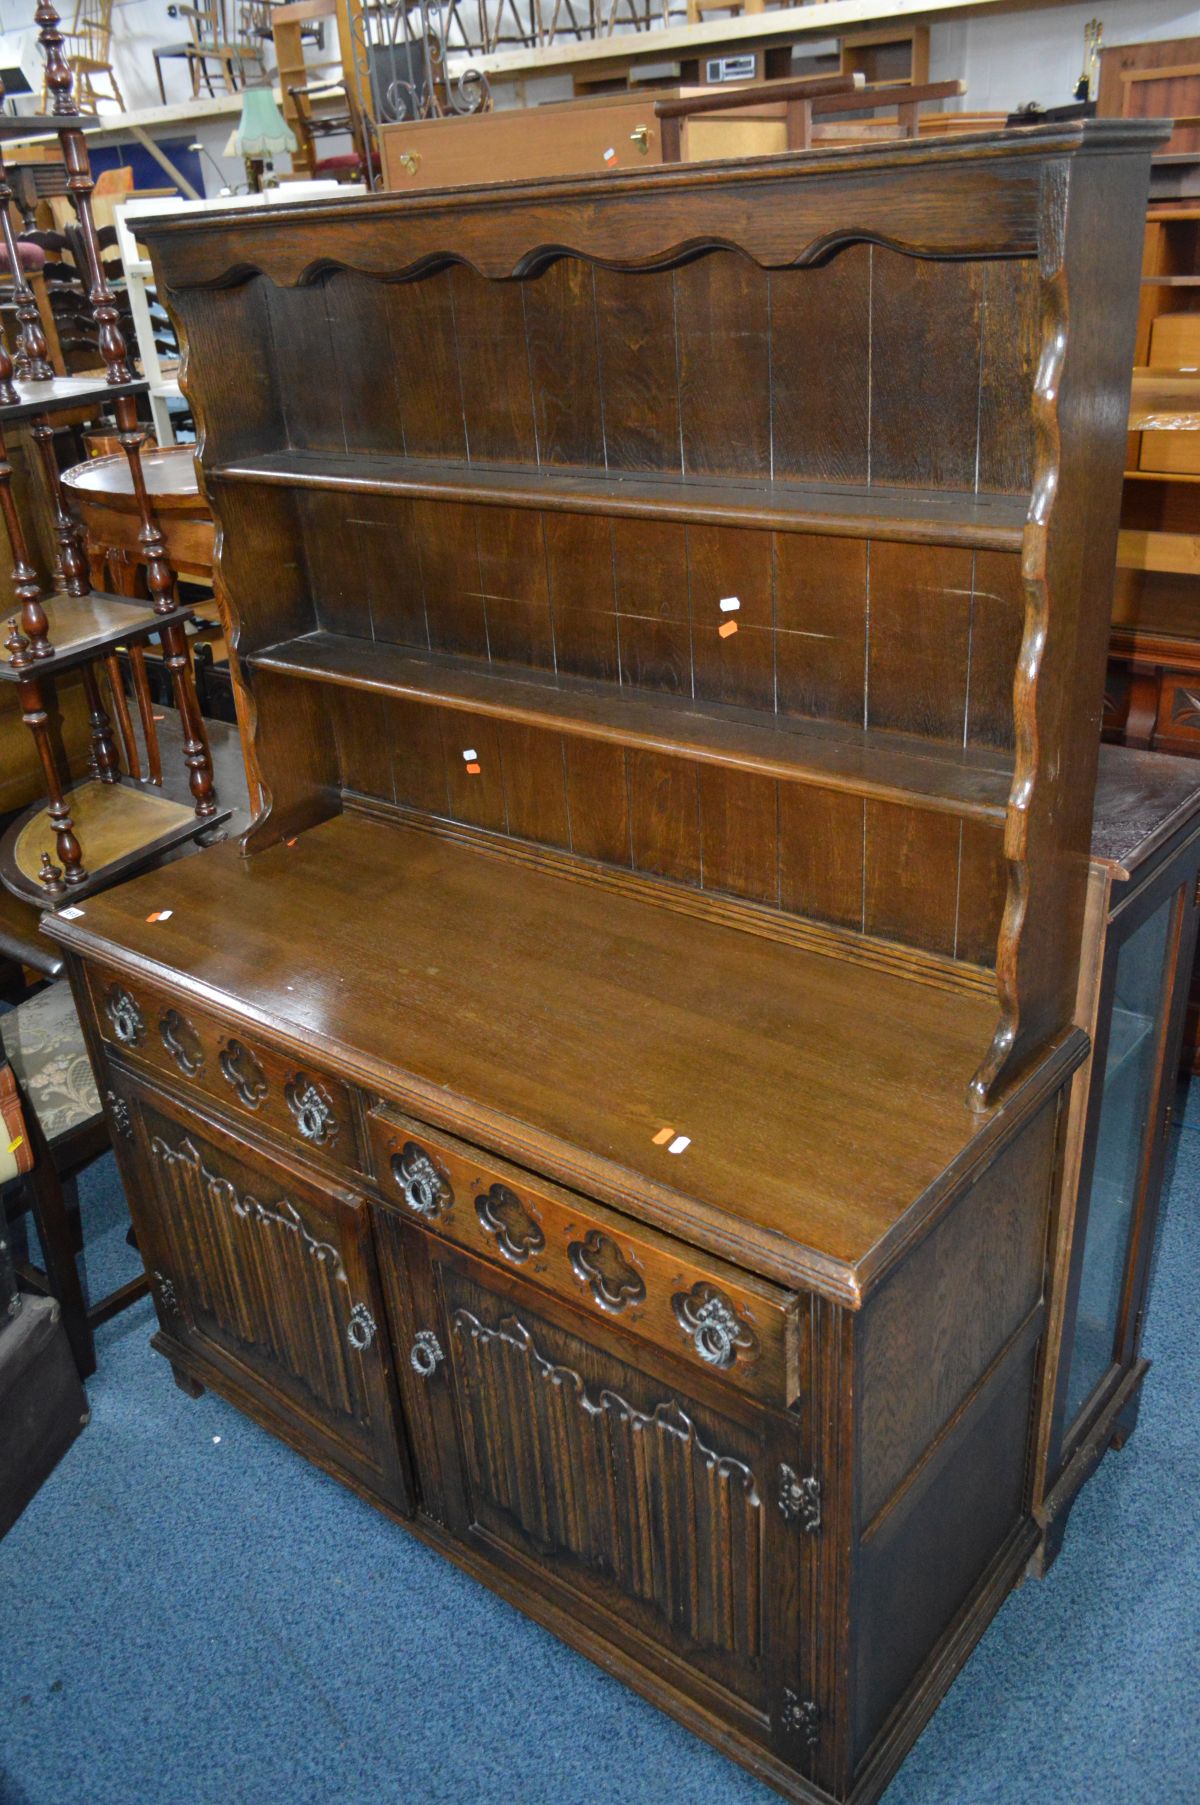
[1034,746,1200,1566]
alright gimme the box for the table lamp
[235,85,296,191]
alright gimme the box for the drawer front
[367,1106,800,1408]
[86,966,364,1173]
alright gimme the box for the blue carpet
[1,1093,1197,1805]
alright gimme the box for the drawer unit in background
[85,965,367,1174]
[367,1106,803,1410]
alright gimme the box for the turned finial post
[0,79,53,381]
[0,421,52,657]
[38,851,64,897]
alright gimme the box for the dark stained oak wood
[249,631,1015,820]
[213,449,1029,550]
[47,811,1074,1302]
[48,122,1162,1805]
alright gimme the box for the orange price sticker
[651,1126,675,1146]
[718,620,738,639]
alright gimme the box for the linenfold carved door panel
[116,1070,413,1512]
[378,1216,816,1767]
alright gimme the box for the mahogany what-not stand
[0,1,226,911]
[50,123,1162,1805]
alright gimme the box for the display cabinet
[1032,744,1200,1569]
[47,121,1161,1805]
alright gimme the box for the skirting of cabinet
[1030,1356,1150,1578]
[149,1319,1043,1805]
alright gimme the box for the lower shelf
[250,631,1014,822]
[0,775,229,906]
[0,590,194,682]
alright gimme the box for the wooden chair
[287,82,373,183]
[40,0,124,112]
[1,981,148,1379]
[178,0,268,97]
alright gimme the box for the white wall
[930,0,1200,114]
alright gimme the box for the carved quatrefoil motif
[218,1038,268,1109]
[105,985,145,1048]
[475,1182,545,1264]
[160,1008,204,1078]
[392,1141,453,1219]
[568,1228,646,1314]
[672,1282,759,1370]
[285,1073,338,1146]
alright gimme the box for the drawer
[87,967,364,1173]
[367,1106,801,1407]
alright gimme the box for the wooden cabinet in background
[50,121,1161,1805]
[1033,745,1200,1569]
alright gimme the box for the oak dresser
[46,121,1163,1805]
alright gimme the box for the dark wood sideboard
[46,123,1161,1805]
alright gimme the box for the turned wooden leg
[21,1152,97,1381]
[104,651,140,779]
[8,645,88,887]
[160,620,218,818]
[80,660,121,782]
[31,417,89,596]
[0,286,17,406]
[130,642,163,785]
[0,148,54,381]
[0,421,52,658]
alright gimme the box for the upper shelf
[250,630,1014,821]
[213,449,1029,552]
[0,373,147,423]
[0,112,100,142]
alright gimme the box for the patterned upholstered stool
[1,981,146,1377]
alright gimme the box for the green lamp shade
[235,87,297,158]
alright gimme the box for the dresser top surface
[46,815,1074,1301]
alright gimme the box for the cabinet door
[113,1067,413,1514]
[1059,867,1197,1451]
[379,1217,815,1767]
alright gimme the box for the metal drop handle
[346,1302,377,1352]
[411,1329,444,1379]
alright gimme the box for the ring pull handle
[410,1329,444,1379]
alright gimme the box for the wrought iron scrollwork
[347,0,490,147]
[104,985,145,1048]
[672,1282,759,1370]
[568,1228,645,1314]
[218,1038,268,1110]
[392,1140,453,1219]
[285,1073,338,1146]
[475,1182,544,1263]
